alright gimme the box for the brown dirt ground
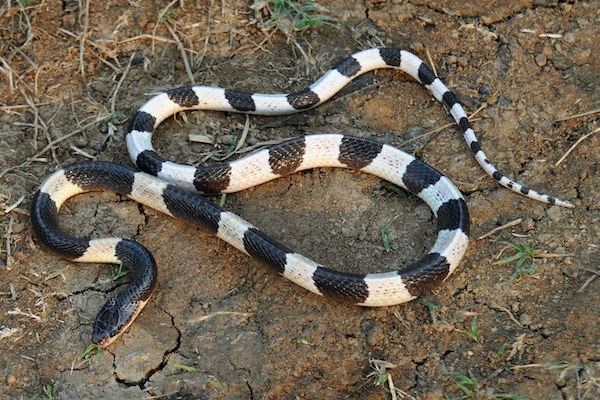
[1,1,599,399]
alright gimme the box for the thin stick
[7,307,41,321]
[554,108,600,123]
[578,268,600,293]
[69,145,96,160]
[400,117,482,147]
[555,128,599,167]
[533,251,575,259]
[5,215,13,270]
[116,34,177,45]
[3,195,25,214]
[425,48,437,76]
[79,0,91,79]
[490,302,523,327]
[152,0,180,52]
[166,23,195,84]
[511,363,545,370]
[0,102,55,112]
[478,218,522,240]
[110,53,136,113]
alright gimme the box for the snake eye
[92,299,122,345]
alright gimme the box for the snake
[31,48,572,348]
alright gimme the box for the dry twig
[478,218,522,240]
[554,108,600,123]
[555,127,599,167]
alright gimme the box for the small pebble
[547,206,562,222]
[138,15,148,29]
[535,53,547,67]
[519,313,533,326]
[521,217,535,232]
[447,55,458,66]
[7,375,17,385]
[89,140,102,151]
[75,135,89,147]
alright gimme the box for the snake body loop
[32,48,571,347]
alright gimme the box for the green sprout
[43,384,55,399]
[493,242,537,280]
[175,364,198,373]
[113,263,128,281]
[81,343,103,359]
[380,215,398,252]
[252,0,338,38]
[457,317,478,342]
[421,298,439,324]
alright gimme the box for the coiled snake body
[31,48,571,347]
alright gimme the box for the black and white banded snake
[31,48,573,347]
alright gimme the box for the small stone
[547,206,562,222]
[521,217,535,232]
[572,48,591,65]
[7,375,16,386]
[563,32,576,44]
[447,55,458,66]
[510,302,521,313]
[535,53,547,67]
[75,135,89,147]
[89,140,102,151]
[138,15,148,29]
[519,313,533,326]
[218,135,236,144]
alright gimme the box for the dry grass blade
[3,195,25,214]
[79,0,91,79]
[532,250,575,258]
[490,302,523,327]
[110,53,136,113]
[7,307,41,321]
[152,0,181,52]
[116,34,178,46]
[4,214,14,270]
[166,23,195,84]
[477,218,522,240]
[0,101,54,112]
[555,108,600,122]
[214,115,251,161]
[555,127,599,167]
[425,48,437,76]
[578,268,600,293]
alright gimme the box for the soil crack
[223,352,254,400]
[136,305,182,388]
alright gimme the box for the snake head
[92,298,146,348]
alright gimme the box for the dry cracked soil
[0,1,599,399]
